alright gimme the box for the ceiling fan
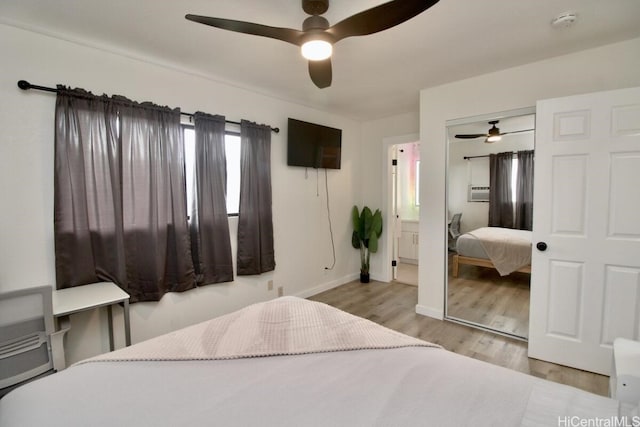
[185,0,440,89]
[454,120,534,143]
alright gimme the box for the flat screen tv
[287,118,342,169]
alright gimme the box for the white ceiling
[2,0,640,121]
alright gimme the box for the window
[511,157,519,206]
[184,126,241,216]
[415,160,420,206]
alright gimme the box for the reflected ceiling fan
[454,120,534,143]
[186,0,440,89]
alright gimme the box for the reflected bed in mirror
[445,108,535,340]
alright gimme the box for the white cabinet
[398,221,419,263]
[611,338,640,403]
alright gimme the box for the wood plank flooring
[447,264,530,338]
[394,262,418,286]
[309,279,609,397]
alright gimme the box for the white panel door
[529,86,640,375]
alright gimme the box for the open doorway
[391,141,420,287]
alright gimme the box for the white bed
[454,227,532,277]
[0,297,629,426]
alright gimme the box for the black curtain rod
[464,154,492,160]
[17,80,279,133]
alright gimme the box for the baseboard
[415,304,444,320]
[294,273,360,299]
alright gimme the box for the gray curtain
[237,120,275,275]
[54,88,196,302]
[190,112,234,284]
[488,151,514,228]
[54,88,125,288]
[515,150,534,231]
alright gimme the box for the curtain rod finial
[17,80,31,90]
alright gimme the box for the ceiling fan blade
[455,134,488,139]
[327,0,440,42]
[500,129,534,136]
[186,14,304,46]
[308,59,332,89]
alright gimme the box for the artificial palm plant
[351,205,383,283]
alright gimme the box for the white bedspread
[468,227,532,275]
[79,296,438,364]
[0,297,625,427]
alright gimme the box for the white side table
[611,337,640,403]
[51,282,131,371]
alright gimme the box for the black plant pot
[360,273,370,283]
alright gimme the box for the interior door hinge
[392,260,397,267]
[392,159,397,166]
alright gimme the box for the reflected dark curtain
[515,150,534,231]
[237,120,275,275]
[54,88,195,302]
[190,112,234,284]
[488,151,514,228]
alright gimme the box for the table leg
[123,299,131,346]
[51,315,71,371]
[107,305,114,351]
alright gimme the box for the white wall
[418,37,640,319]
[0,24,362,364]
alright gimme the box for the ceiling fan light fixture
[485,135,502,143]
[186,0,441,88]
[301,39,332,61]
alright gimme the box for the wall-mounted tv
[287,118,342,169]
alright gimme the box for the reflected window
[415,160,420,206]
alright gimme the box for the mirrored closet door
[445,108,535,339]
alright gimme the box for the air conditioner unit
[468,185,490,202]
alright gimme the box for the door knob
[536,242,548,251]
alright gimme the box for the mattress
[457,227,532,275]
[456,232,491,259]
[0,297,626,427]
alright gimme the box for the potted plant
[351,205,383,283]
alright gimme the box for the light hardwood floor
[394,262,418,286]
[309,279,609,396]
[447,261,530,338]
